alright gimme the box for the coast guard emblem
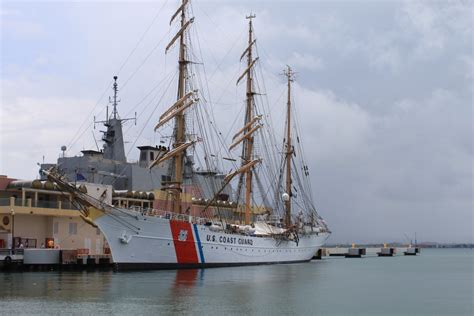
[178,229,188,241]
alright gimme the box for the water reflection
[173,269,199,288]
[1,251,471,315]
[0,264,320,314]
[0,271,114,300]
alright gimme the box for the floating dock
[376,247,396,257]
[313,246,421,260]
[345,247,366,258]
[403,247,420,256]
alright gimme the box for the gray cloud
[1,0,472,243]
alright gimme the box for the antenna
[282,65,296,81]
[94,76,133,127]
[61,145,67,158]
[92,131,100,151]
[112,76,120,120]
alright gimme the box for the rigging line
[291,92,316,204]
[75,193,141,230]
[66,81,112,153]
[253,75,280,188]
[124,67,177,119]
[96,70,177,163]
[116,0,170,76]
[215,78,243,145]
[123,69,177,135]
[189,23,225,153]
[193,18,246,81]
[291,158,315,214]
[252,63,282,189]
[188,2,243,82]
[254,42,283,88]
[209,32,246,81]
[67,106,108,156]
[125,71,177,157]
[254,171,271,208]
[66,3,169,154]
[254,50,282,148]
[189,26,241,170]
[120,29,171,91]
[253,68,274,138]
[108,71,178,186]
[188,56,215,162]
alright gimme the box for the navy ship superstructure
[40,77,229,198]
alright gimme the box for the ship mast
[283,66,295,227]
[173,0,188,214]
[150,0,197,214]
[243,14,255,225]
[229,14,261,225]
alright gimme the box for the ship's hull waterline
[94,210,329,270]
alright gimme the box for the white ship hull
[95,210,329,270]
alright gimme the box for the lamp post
[10,209,15,251]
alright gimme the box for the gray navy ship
[40,76,230,201]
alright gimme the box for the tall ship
[44,0,330,269]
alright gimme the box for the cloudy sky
[1,0,472,243]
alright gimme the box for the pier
[1,248,112,271]
[313,246,421,259]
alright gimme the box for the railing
[0,198,10,207]
[255,214,282,224]
[35,200,59,209]
[61,201,80,210]
[0,197,79,211]
[125,205,208,225]
[0,248,24,256]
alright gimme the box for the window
[140,151,146,161]
[53,222,59,234]
[150,151,154,161]
[69,223,77,235]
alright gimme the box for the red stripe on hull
[169,220,199,264]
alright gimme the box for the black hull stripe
[114,259,311,271]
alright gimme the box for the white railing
[126,205,208,225]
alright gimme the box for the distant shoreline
[325,243,473,249]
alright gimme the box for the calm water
[0,249,472,315]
